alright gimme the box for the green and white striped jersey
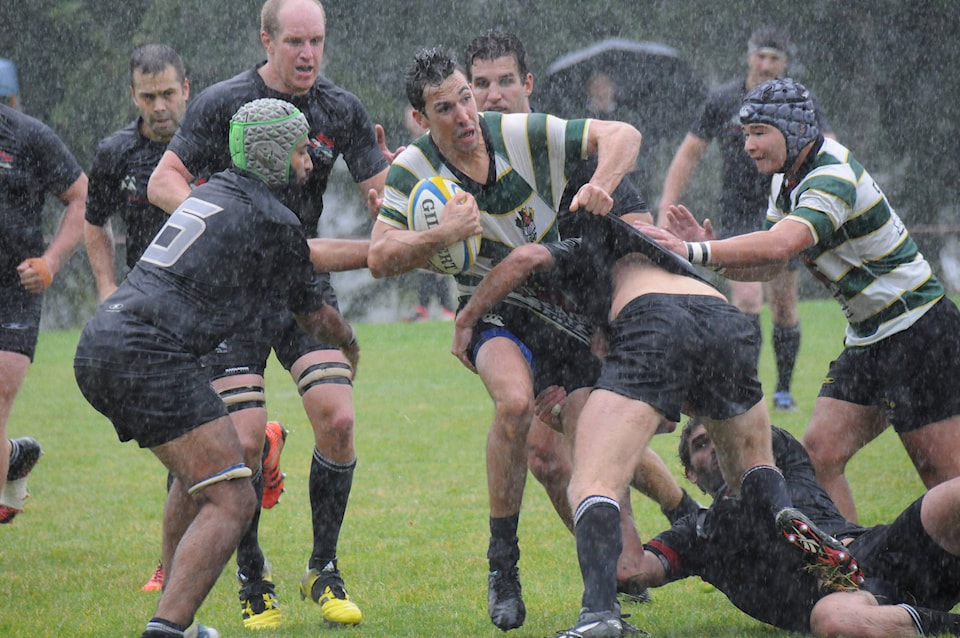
[766,138,943,346]
[379,111,590,313]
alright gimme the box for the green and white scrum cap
[229,98,310,187]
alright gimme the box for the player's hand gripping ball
[408,176,481,275]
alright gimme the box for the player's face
[685,424,724,495]
[289,138,313,184]
[262,0,325,96]
[422,71,482,159]
[469,55,533,114]
[746,50,787,89]
[743,123,787,175]
[130,66,189,143]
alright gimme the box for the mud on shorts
[595,293,763,423]
[818,298,960,433]
[465,301,601,396]
[0,283,42,360]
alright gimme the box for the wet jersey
[766,137,943,346]
[74,169,324,364]
[543,213,713,329]
[646,428,864,634]
[691,80,831,236]
[379,112,593,341]
[168,64,388,237]
[85,119,169,268]
[0,103,83,286]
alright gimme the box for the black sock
[773,323,801,393]
[740,465,792,518]
[143,617,185,637]
[898,603,960,636]
[237,467,265,581]
[574,496,621,613]
[488,514,521,571]
[308,449,355,571]
[662,489,701,525]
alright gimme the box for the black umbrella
[539,38,704,147]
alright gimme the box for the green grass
[0,300,929,637]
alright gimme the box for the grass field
[0,299,929,637]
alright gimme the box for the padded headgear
[229,98,309,187]
[739,78,819,173]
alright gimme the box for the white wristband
[684,241,711,266]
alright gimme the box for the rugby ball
[408,176,481,275]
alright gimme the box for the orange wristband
[25,257,52,289]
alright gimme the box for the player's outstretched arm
[452,244,554,372]
[308,238,370,273]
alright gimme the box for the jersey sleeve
[167,87,234,180]
[689,89,725,142]
[279,226,327,315]
[644,512,701,584]
[30,119,83,196]
[337,92,389,184]
[85,135,122,226]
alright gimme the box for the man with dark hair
[463,29,699,604]
[77,97,359,638]
[370,45,651,632]
[85,42,191,592]
[654,77,960,524]
[632,418,960,637]
[659,25,832,413]
[0,65,87,523]
[148,0,387,628]
[85,43,190,300]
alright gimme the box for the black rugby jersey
[168,64,388,237]
[86,119,170,268]
[76,169,324,363]
[0,103,83,285]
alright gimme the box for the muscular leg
[475,337,535,549]
[568,390,662,614]
[212,373,269,580]
[152,416,258,628]
[920,475,960,556]
[0,351,31,494]
[802,397,888,522]
[290,350,356,571]
[527,417,574,531]
[810,591,921,638]
[900,415,960,492]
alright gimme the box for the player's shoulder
[307,75,369,116]
[188,67,263,115]
[94,119,141,155]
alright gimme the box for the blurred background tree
[2,0,958,325]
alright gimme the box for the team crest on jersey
[0,149,12,170]
[310,132,334,163]
[121,174,137,195]
[515,206,537,243]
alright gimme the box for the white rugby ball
[407,176,481,275]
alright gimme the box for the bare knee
[809,591,879,637]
